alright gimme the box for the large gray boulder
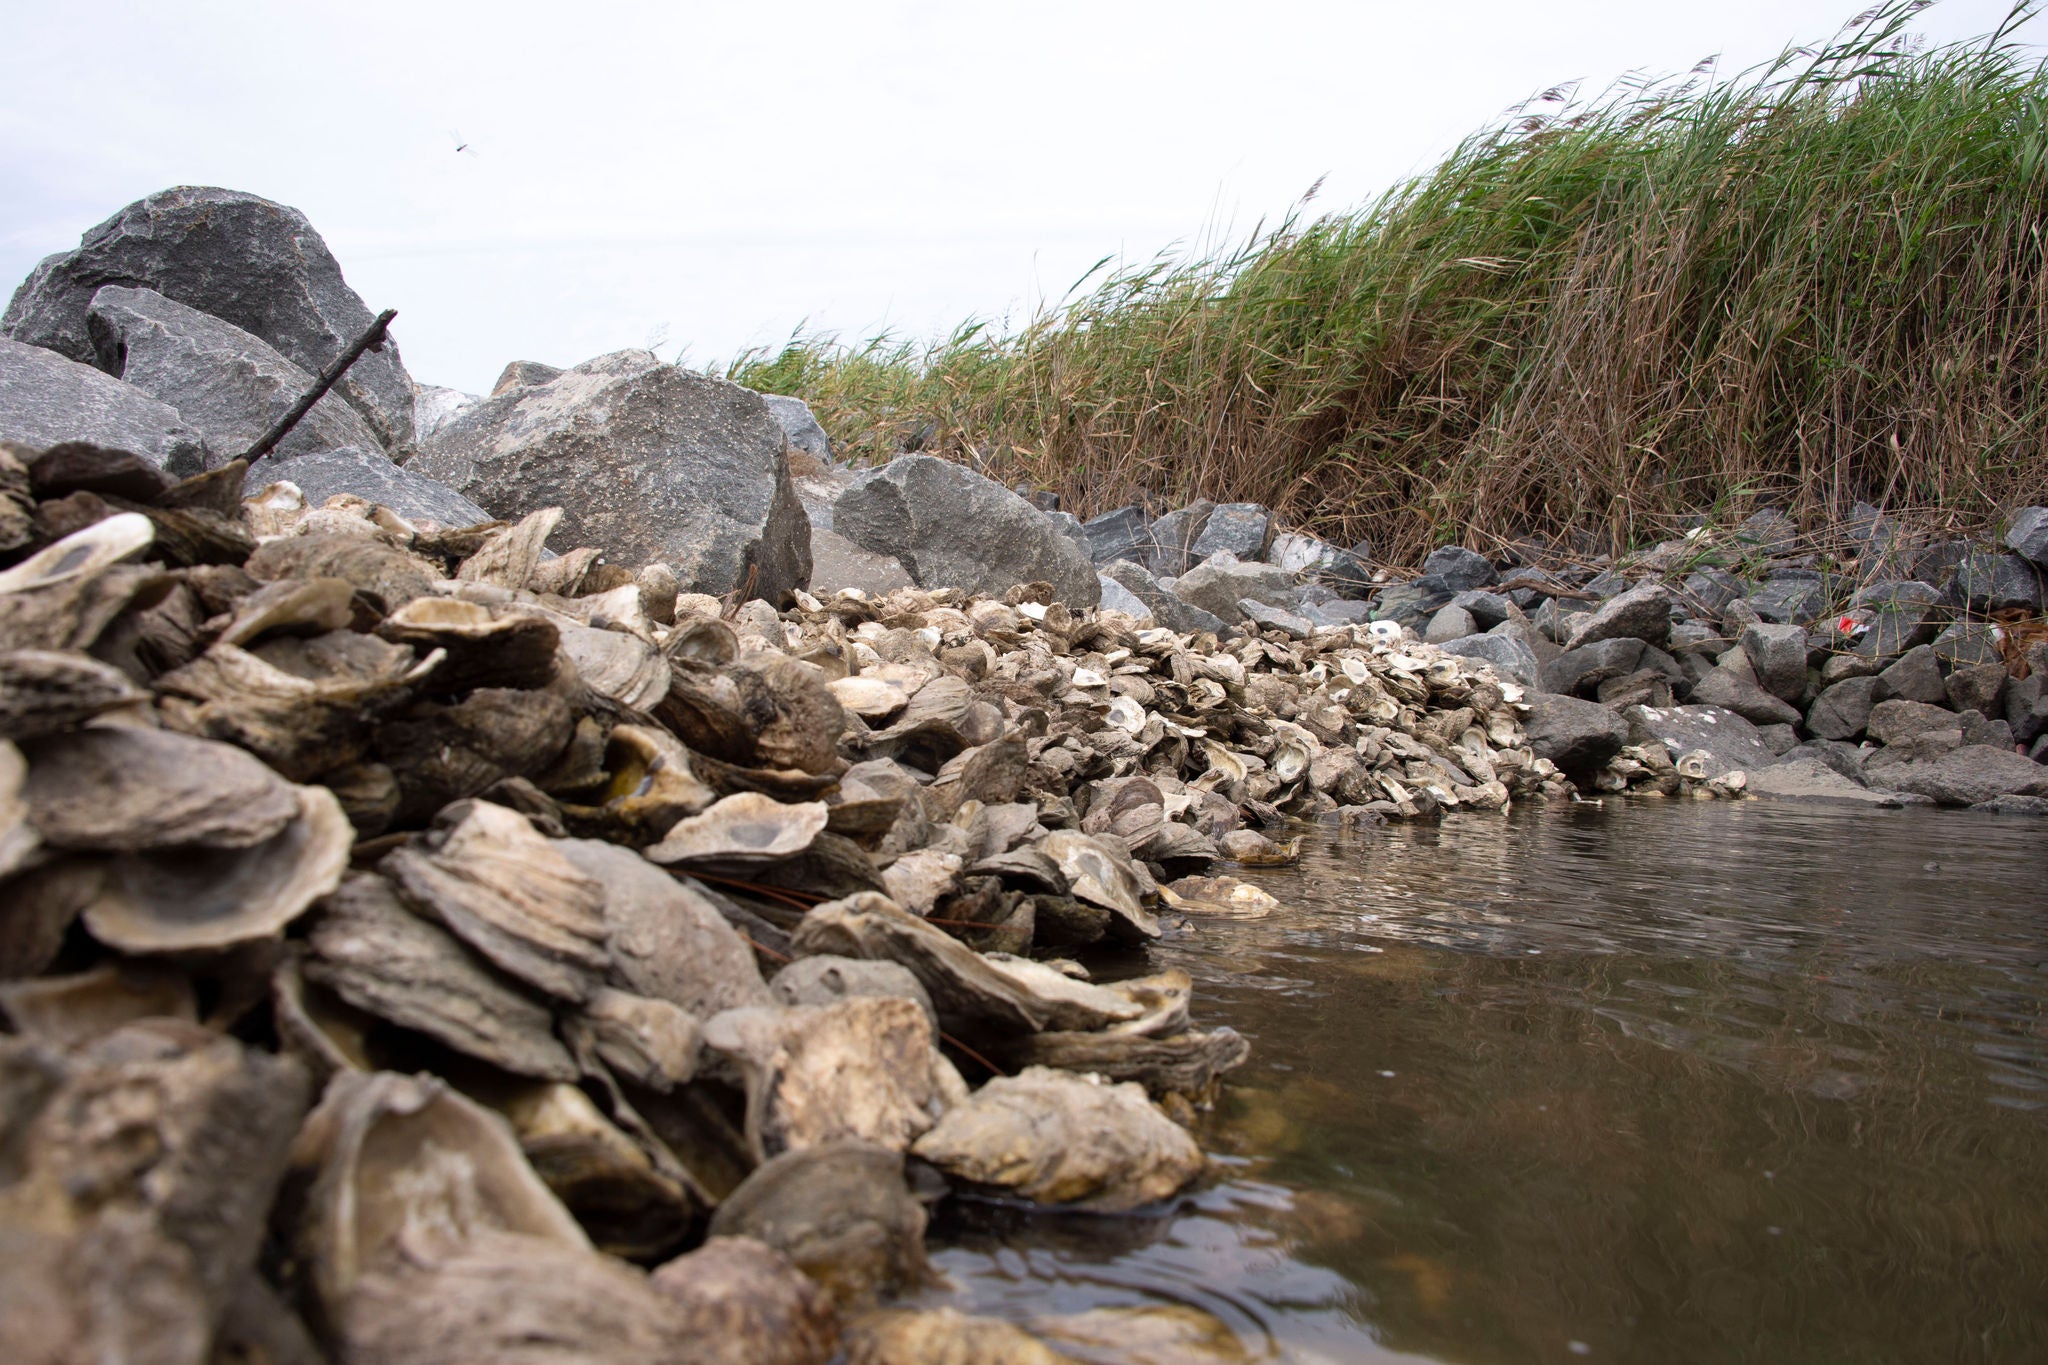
[1806,676,1879,741]
[1864,745,2048,806]
[1421,545,1496,592]
[1624,703,1778,779]
[1170,554,1295,622]
[1739,622,1809,703]
[0,337,208,475]
[1943,551,2044,616]
[245,446,490,529]
[3,186,415,454]
[1080,506,1151,566]
[414,384,479,440]
[761,395,832,465]
[2007,506,2048,569]
[808,527,915,597]
[830,454,1097,607]
[1746,757,1906,807]
[1144,502,1215,577]
[1521,693,1628,786]
[1098,560,1225,634]
[1563,583,1671,650]
[86,286,382,465]
[1687,663,1802,726]
[412,351,811,600]
[1542,637,1645,698]
[1437,634,1539,690]
[1190,503,1273,562]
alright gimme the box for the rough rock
[1521,693,1628,786]
[1424,605,1476,644]
[770,955,937,1031]
[1687,664,1803,726]
[1421,545,1496,592]
[706,1142,929,1304]
[909,1066,1202,1212]
[829,455,1096,607]
[1624,704,1777,778]
[3,186,415,453]
[243,446,491,529]
[760,395,832,465]
[2006,506,2048,569]
[1449,590,1513,630]
[1867,698,1963,747]
[1563,583,1671,650]
[1945,661,2009,719]
[1944,552,2044,616]
[1734,507,1798,557]
[1239,600,1313,639]
[413,352,811,600]
[1099,560,1226,634]
[1932,622,2005,670]
[1873,645,1947,704]
[1745,572,1827,624]
[1188,502,1272,562]
[1541,638,1644,698]
[1170,555,1295,622]
[808,527,916,596]
[1745,757,1908,806]
[647,1237,839,1365]
[414,384,477,439]
[1739,622,1809,703]
[1095,572,1153,620]
[1143,502,1214,577]
[0,338,208,475]
[1436,633,1539,690]
[86,286,384,464]
[1080,506,1150,566]
[1806,676,1879,741]
[1865,745,2048,806]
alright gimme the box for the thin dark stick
[242,308,397,465]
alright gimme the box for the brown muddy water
[923,801,2048,1364]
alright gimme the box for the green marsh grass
[730,3,2048,563]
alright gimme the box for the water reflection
[926,802,2048,1363]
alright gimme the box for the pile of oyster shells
[0,439,1565,1363]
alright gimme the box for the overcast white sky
[2,1,2035,396]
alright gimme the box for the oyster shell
[82,784,351,954]
[643,792,830,865]
[706,1141,930,1305]
[380,800,610,1003]
[22,725,299,851]
[303,872,578,1080]
[0,649,149,740]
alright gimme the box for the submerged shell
[643,792,829,865]
[910,1065,1202,1212]
[82,784,351,953]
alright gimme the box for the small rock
[1437,634,1539,690]
[1564,583,1672,650]
[761,395,833,465]
[2006,506,2048,569]
[1943,552,2044,616]
[1099,559,1226,634]
[1080,506,1151,565]
[1733,507,1798,557]
[1424,605,1477,643]
[1521,693,1628,786]
[0,337,208,475]
[1541,637,1644,698]
[1867,698,1961,747]
[1449,589,1513,630]
[1933,622,2005,670]
[1738,622,1809,703]
[1421,545,1497,592]
[831,455,1096,608]
[1189,502,1272,562]
[1240,600,1313,639]
[1945,661,2009,718]
[1171,556,1295,622]
[1873,646,1948,704]
[1806,676,1879,741]
[1144,502,1216,577]
[1745,572,1827,625]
